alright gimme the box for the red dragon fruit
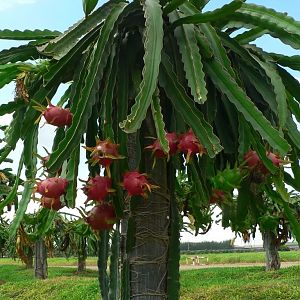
[266,151,282,167]
[41,197,64,211]
[36,177,68,198]
[43,104,73,127]
[91,156,112,168]
[33,98,72,127]
[145,132,178,158]
[178,129,206,162]
[209,189,226,205]
[243,150,261,169]
[122,171,157,198]
[244,150,284,176]
[85,138,124,177]
[83,175,114,202]
[86,203,116,231]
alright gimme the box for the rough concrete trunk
[126,116,171,299]
[263,230,281,271]
[34,238,48,279]
[128,158,170,299]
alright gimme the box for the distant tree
[54,216,98,273]
[0,217,9,257]
[180,240,234,251]
[218,190,300,270]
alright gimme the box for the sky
[0,0,299,246]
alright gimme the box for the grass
[0,264,300,299]
[180,250,300,265]
[1,250,299,267]
[0,265,99,300]
[180,266,300,300]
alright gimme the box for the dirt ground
[54,261,300,271]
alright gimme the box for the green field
[181,250,300,265]
[1,250,299,266]
[0,251,299,299]
[0,265,99,300]
[181,266,300,300]
[0,264,299,300]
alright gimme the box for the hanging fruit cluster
[83,138,159,230]
[82,128,207,231]
[34,121,209,231]
[83,174,117,231]
[33,100,71,211]
[243,150,284,182]
[208,149,287,206]
[33,103,288,232]
[32,99,72,210]
[145,129,206,162]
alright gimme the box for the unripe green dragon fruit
[211,166,243,192]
